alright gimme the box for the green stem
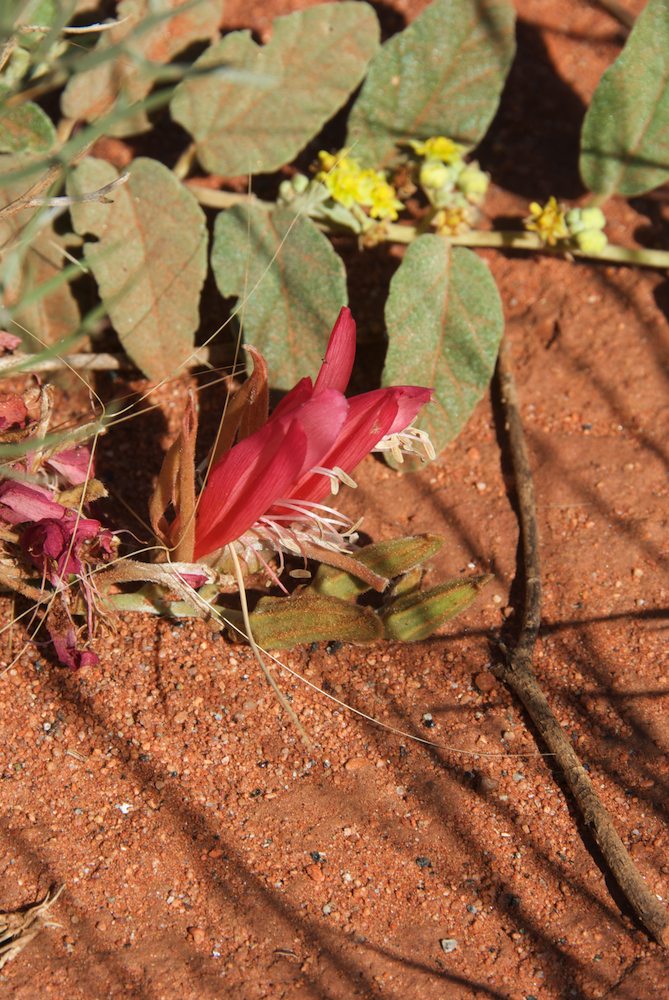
[382,223,669,270]
[186,184,266,210]
[185,184,669,270]
[172,142,197,181]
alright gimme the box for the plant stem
[172,142,197,181]
[186,184,265,210]
[494,336,669,947]
[186,185,669,270]
[382,223,669,269]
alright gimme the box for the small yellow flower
[410,136,465,164]
[316,150,403,221]
[524,197,569,246]
[368,179,404,221]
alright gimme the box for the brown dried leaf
[149,390,197,562]
[61,0,221,136]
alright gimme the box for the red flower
[22,513,114,586]
[194,308,432,561]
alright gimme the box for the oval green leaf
[211,204,347,390]
[346,0,516,168]
[580,0,669,196]
[171,3,380,175]
[383,237,504,457]
[68,157,207,380]
[0,89,56,154]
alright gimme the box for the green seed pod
[381,575,491,642]
[248,593,384,649]
[312,534,444,600]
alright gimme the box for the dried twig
[0,345,231,375]
[493,335,668,946]
[0,885,64,969]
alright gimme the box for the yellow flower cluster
[409,136,465,164]
[317,150,403,221]
[524,197,569,246]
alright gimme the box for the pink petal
[0,393,28,430]
[385,386,433,433]
[194,418,309,558]
[287,386,431,506]
[0,481,64,524]
[288,388,348,470]
[270,376,314,421]
[283,391,400,506]
[47,446,93,486]
[46,620,99,670]
[314,307,356,394]
[0,331,21,354]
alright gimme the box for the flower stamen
[310,465,358,495]
[374,424,436,463]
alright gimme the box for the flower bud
[574,228,608,255]
[457,163,489,204]
[419,158,453,191]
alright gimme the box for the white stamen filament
[373,423,436,462]
[309,465,358,495]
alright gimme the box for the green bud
[456,163,489,203]
[391,566,423,597]
[381,575,491,642]
[419,158,454,191]
[579,206,606,230]
[566,206,606,235]
[574,228,607,255]
[292,172,310,194]
[278,179,295,203]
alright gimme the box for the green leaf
[170,2,380,174]
[381,574,490,642]
[0,87,56,153]
[312,534,444,600]
[248,593,384,649]
[383,237,504,457]
[61,0,221,137]
[580,0,669,196]
[346,0,515,168]
[211,204,347,389]
[68,157,207,380]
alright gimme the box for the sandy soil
[1,0,668,997]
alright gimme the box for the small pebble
[187,927,205,945]
[305,864,325,883]
[474,671,496,693]
[440,938,458,953]
[476,774,499,794]
[345,757,370,771]
[415,856,432,869]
